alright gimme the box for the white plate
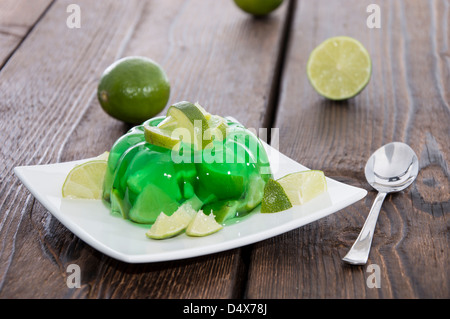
[14,143,366,263]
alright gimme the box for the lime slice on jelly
[146,203,197,239]
[186,210,223,237]
[167,101,209,130]
[62,159,107,199]
[307,36,372,100]
[148,101,228,150]
[203,114,228,148]
[143,125,181,150]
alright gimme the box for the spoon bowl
[365,142,419,193]
[343,142,419,265]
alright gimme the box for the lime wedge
[307,36,371,100]
[261,179,293,213]
[277,170,327,205]
[144,125,181,150]
[62,160,107,199]
[146,203,197,239]
[186,210,223,237]
[95,151,109,161]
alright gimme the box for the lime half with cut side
[307,36,372,100]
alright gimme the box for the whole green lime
[97,56,170,124]
[233,0,283,16]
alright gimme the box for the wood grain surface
[0,0,53,67]
[0,0,448,299]
[0,0,289,298]
[246,0,449,298]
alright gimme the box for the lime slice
[167,101,210,149]
[156,115,178,130]
[144,125,181,150]
[62,160,107,199]
[261,179,293,213]
[203,115,228,148]
[167,101,209,130]
[146,203,197,239]
[307,36,372,100]
[277,170,327,205]
[154,101,228,150]
[186,210,223,237]
[194,102,211,120]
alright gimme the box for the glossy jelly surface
[103,117,272,224]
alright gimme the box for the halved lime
[62,160,107,199]
[307,36,372,100]
[261,178,292,213]
[186,210,223,237]
[277,170,327,205]
[146,203,197,239]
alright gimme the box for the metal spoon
[342,142,419,265]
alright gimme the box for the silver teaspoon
[342,142,419,265]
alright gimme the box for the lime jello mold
[102,109,272,224]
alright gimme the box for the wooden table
[0,0,448,299]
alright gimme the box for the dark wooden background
[0,0,448,299]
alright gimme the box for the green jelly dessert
[102,101,272,224]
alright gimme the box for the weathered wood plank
[245,0,449,298]
[0,0,289,298]
[0,0,53,68]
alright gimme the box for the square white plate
[14,143,366,263]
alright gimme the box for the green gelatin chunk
[202,200,239,224]
[129,184,179,224]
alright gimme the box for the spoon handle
[342,192,387,265]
